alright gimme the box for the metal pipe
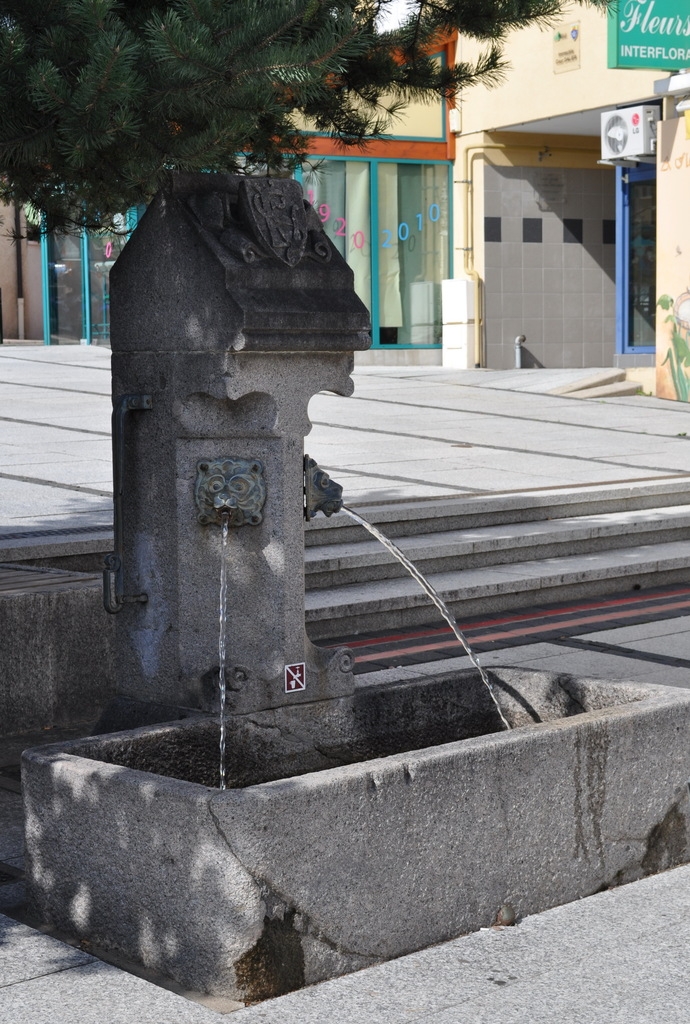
[14,205,24,340]
[515,334,526,369]
[103,393,152,613]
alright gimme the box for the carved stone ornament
[304,455,344,520]
[237,179,307,266]
[195,458,266,527]
[182,178,331,267]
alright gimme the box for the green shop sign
[608,0,690,69]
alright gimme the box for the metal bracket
[304,455,344,520]
[103,394,152,614]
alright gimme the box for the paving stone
[0,913,94,987]
[0,789,24,861]
[0,880,25,913]
[0,961,221,1024]
[231,866,690,1024]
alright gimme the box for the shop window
[43,212,138,345]
[302,158,450,348]
[88,221,129,345]
[376,162,449,346]
[302,160,372,315]
[627,179,656,347]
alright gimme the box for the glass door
[46,233,85,344]
[618,164,656,352]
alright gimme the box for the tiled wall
[483,165,616,369]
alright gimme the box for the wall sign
[533,168,566,210]
[285,662,306,692]
[608,1,690,70]
[553,24,580,74]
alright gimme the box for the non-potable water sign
[285,662,306,692]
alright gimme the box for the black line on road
[323,464,483,493]
[0,524,112,541]
[0,415,109,437]
[0,380,108,396]
[0,471,111,497]
[550,636,690,669]
[0,353,110,371]
[343,393,690,443]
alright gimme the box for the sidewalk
[3,862,690,1023]
[3,346,690,1021]
[3,346,690,532]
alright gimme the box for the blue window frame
[616,164,656,354]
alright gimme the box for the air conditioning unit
[600,105,659,160]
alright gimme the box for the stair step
[305,477,690,546]
[305,540,690,639]
[0,564,100,596]
[305,505,690,588]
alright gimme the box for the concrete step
[564,381,642,400]
[549,368,626,394]
[305,504,690,589]
[304,477,690,547]
[305,539,690,639]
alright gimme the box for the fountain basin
[23,666,690,1002]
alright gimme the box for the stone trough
[23,665,690,1002]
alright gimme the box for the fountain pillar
[107,173,370,715]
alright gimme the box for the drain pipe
[14,205,24,341]
[514,335,526,369]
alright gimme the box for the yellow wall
[656,117,690,401]
[457,5,667,135]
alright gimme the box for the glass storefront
[42,214,133,345]
[41,163,451,349]
[301,158,451,347]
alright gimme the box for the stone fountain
[22,174,690,1004]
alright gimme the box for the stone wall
[483,164,616,369]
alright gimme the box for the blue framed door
[616,164,656,355]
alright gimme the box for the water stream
[341,506,511,731]
[218,513,230,789]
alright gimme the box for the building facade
[445,2,685,384]
[8,7,690,395]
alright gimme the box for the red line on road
[332,586,690,651]
[354,596,690,664]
